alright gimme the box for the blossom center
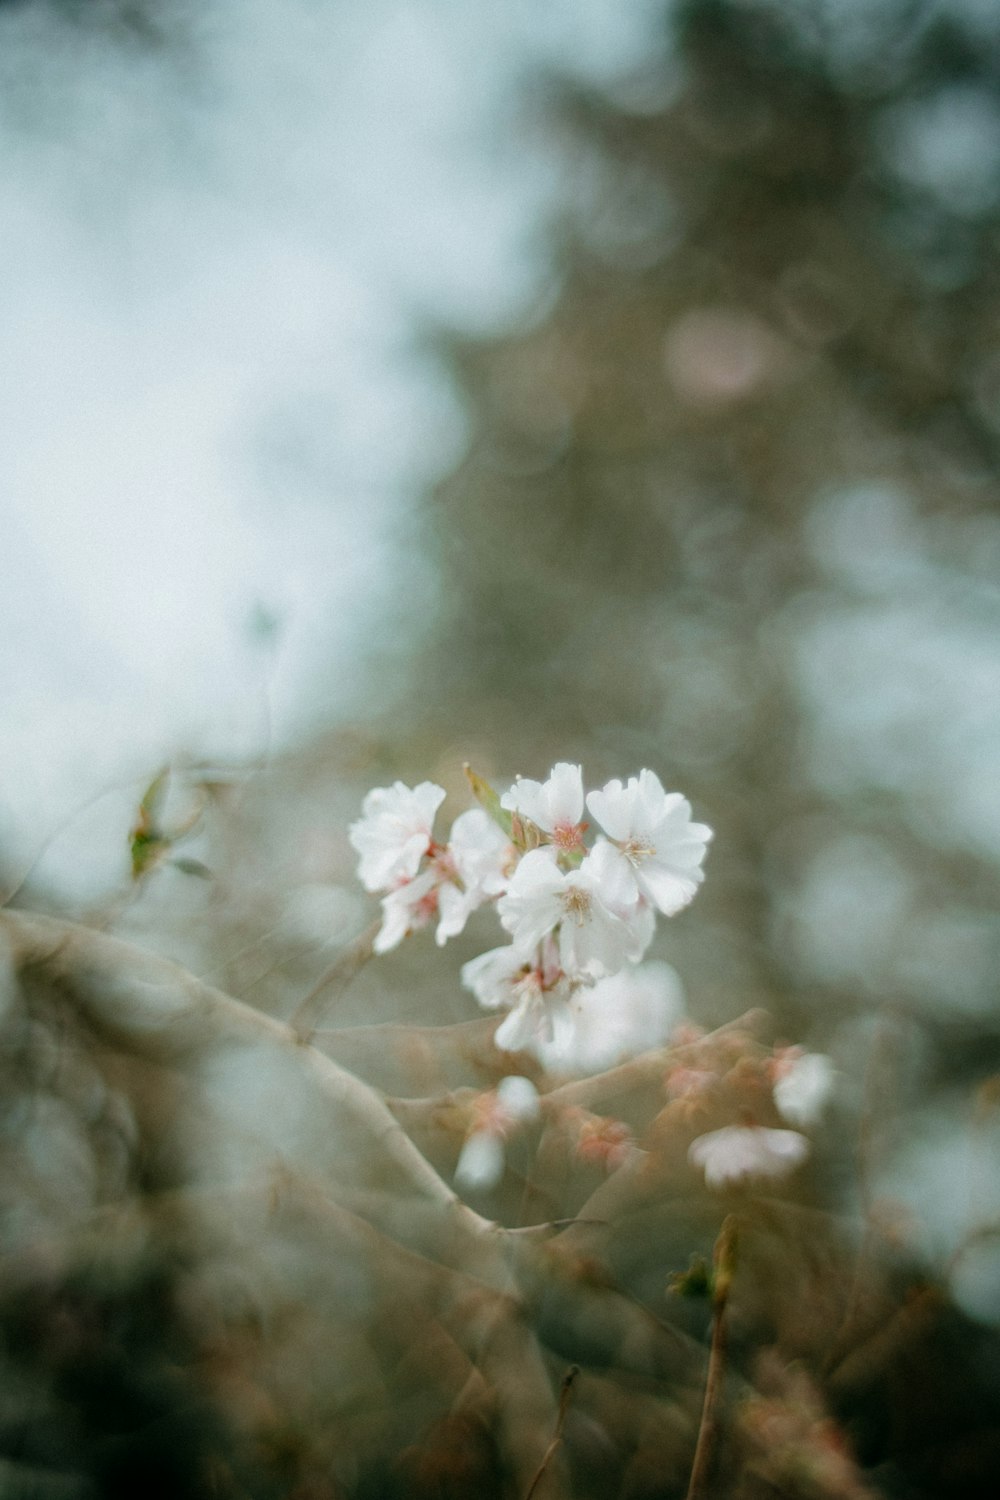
[559,885,592,926]
[621,835,655,866]
[414,887,440,923]
[551,820,586,852]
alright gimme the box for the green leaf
[463,763,513,837]
[138,768,170,826]
[667,1254,713,1300]
[170,857,213,880]
[130,830,169,880]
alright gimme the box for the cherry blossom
[529,960,685,1075]
[498,846,650,981]
[568,1109,636,1172]
[454,1075,540,1189]
[688,1125,809,1187]
[501,762,586,851]
[349,780,446,893]
[772,1049,835,1127]
[373,868,440,954]
[461,939,574,1051]
[586,769,712,916]
[435,808,511,945]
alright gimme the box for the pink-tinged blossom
[688,1125,809,1188]
[349,780,446,893]
[435,808,512,945]
[772,1050,835,1128]
[501,762,586,850]
[454,1076,540,1189]
[461,940,574,1052]
[569,1110,636,1172]
[586,769,712,916]
[498,846,649,981]
[373,868,440,954]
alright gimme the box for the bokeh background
[4,1,1000,1495]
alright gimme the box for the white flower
[462,940,574,1052]
[688,1125,809,1188]
[501,762,586,850]
[530,960,685,1075]
[349,780,446,893]
[435,808,511,945]
[494,984,572,1052]
[773,1051,835,1128]
[586,769,712,916]
[498,847,646,981]
[373,868,440,954]
[455,1076,540,1189]
[461,943,536,1011]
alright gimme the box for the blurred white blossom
[689,1125,809,1187]
[529,960,685,1075]
[454,1075,540,1189]
[772,1049,835,1127]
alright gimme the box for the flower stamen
[560,886,592,926]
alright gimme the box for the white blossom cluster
[349,763,712,1051]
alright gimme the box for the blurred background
[4,0,1000,1494]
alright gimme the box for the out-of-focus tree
[395,0,1000,1081]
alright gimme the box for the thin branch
[524,1365,579,1500]
[685,1214,738,1500]
[290,915,382,1041]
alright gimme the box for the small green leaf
[463,763,513,837]
[138,768,170,825]
[667,1254,713,1299]
[171,857,213,880]
[130,830,170,880]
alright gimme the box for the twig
[685,1215,738,1500]
[289,915,381,1041]
[524,1365,579,1500]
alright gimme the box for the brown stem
[524,1365,579,1500]
[685,1215,738,1500]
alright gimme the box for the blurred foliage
[393,0,1000,1073]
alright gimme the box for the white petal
[461,945,527,1009]
[496,1075,540,1122]
[774,1053,835,1127]
[495,999,539,1051]
[689,1126,809,1187]
[636,859,702,917]
[455,1131,505,1190]
[373,868,438,954]
[497,849,564,954]
[435,883,476,945]
[530,961,684,1075]
[544,762,585,827]
[502,764,583,833]
[584,839,640,910]
[348,780,445,892]
[586,779,633,841]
